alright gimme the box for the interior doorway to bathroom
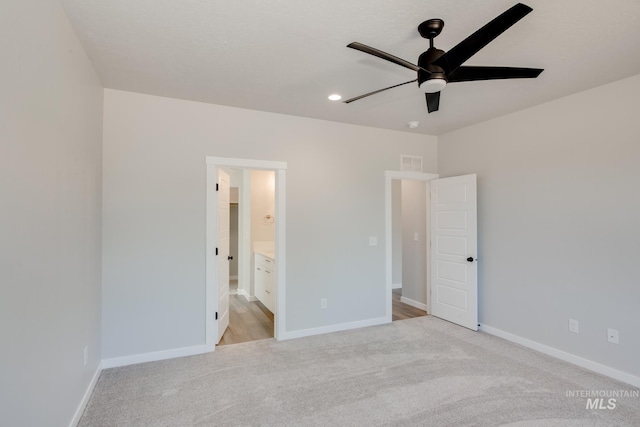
[205,157,287,350]
[218,168,276,345]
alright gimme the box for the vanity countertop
[255,250,275,260]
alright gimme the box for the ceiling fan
[344,3,543,113]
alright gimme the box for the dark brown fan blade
[433,3,533,74]
[426,92,440,113]
[343,79,417,103]
[347,42,429,74]
[448,66,543,82]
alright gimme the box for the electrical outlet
[568,319,579,334]
[607,328,619,344]
[320,298,327,309]
[83,346,88,366]
[413,232,419,241]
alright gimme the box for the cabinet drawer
[262,267,275,313]
[262,256,275,269]
[254,252,276,313]
[254,265,265,297]
[255,253,275,271]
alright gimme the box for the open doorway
[205,157,287,351]
[385,171,439,322]
[390,178,429,321]
[218,169,276,345]
[385,171,479,330]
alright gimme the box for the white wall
[250,170,275,297]
[0,1,103,425]
[229,205,239,277]
[250,170,276,247]
[439,73,640,378]
[401,180,427,304]
[102,89,437,358]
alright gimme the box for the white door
[217,170,231,343]
[430,174,478,331]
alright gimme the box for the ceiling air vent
[401,155,422,172]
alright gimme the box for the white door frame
[206,156,287,349]
[384,170,439,322]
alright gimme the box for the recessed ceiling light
[328,94,342,101]
[408,121,420,129]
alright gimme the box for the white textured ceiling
[59,0,640,135]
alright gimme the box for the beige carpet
[80,316,640,426]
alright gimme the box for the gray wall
[0,0,103,425]
[401,180,427,304]
[102,89,438,359]
[439,73,640,377]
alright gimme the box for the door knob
[466,257,475,262]
[228,255,233,261]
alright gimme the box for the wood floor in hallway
[392,288,427,321]
[218,282,274,346]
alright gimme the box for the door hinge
[215,247,218,255]
[216,183,219,191]
[215,311,218,320]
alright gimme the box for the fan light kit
[328,94,342,101]
[344,3,543,113]
[420,79,446,93]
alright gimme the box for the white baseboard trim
[102,344,214,369]
[280,316,389,341]
[238,289,257,302]
[392,282,402,290]
[479,324,640,388]
[69,362,102,427]
[400,296,427,311]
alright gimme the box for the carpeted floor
[80,316,640,426]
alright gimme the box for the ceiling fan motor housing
[418,48,447,91]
